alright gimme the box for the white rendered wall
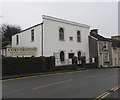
[12,25,42,56]
[112,48,120,66]
[43,18,90,63]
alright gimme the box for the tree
[0,24,21,48]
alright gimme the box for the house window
[69,36,73,41]
[104,52,109,62]
[31,29,34,41]
[78,51,81,60]
[103,42,106,48]
[59,28,64,40]
[60,51,65,61]
[77,31,81,42]
[103,42,108,50]
[16,35,19,45]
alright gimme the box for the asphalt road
[2,68,119,99]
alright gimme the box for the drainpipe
[41,23,43,56]
[97,41,100,68]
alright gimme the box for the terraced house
[89,29,112,67]
[9,15,90,66]
[111,36,120,67]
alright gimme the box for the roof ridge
[42,15,90,28]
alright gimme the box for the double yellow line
[94,85,120,100]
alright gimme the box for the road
[2,68,119,99]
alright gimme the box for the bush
[2,56,55,76]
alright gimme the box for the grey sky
[2,2,118,38]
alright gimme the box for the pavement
[1,68,120,99]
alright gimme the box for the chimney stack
[90,29,98,35]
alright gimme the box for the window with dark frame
[78,51,81,60]
[59,28,64,40]
[16,35,19,45]
[31,29,34,42]
[77,31,81,42]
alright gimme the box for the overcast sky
[1,2,118,38]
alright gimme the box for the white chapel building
[7,15,90,65]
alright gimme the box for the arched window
[78,51,81,60]
[59,28,64,40]
[77,31,81,42]
[60,51,65,61]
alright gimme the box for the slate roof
[18,23,43,34]
[90,32,110,41]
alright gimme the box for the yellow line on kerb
[0,69,94,82]
[99,92,110,99]
[1,68,118,82]
[95,85,120,100]
[95,92,108,99]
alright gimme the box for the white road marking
[32,79,73,90]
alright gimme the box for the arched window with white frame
[59,28,64,40]
[77,31,81,42]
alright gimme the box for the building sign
[4,47,37,57]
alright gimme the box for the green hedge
[2,56,98,77]
[53,65,76,71]
[2,56,55,76]
[53,63,98,71]
[78,63,98,69]
[84,63,98,68]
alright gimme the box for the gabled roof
[18,23,43,34]
[15,15,90,36]
[90,32,110,42]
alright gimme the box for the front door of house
[69,53,74,59]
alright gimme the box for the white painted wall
[12,15,90,64]
[43,16,90,63]
[12,24,42,56]
[97,41,112,67]
[112,48,120,67]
